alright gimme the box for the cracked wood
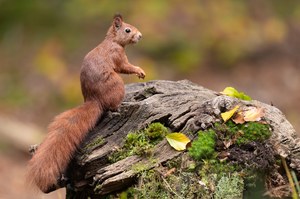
[66,80,300,197]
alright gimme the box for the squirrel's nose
[138,32,142,40]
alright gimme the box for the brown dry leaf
[218,151,230,162]
[218,151,230,159]
[223,140,233,148]
[244,107,265,122]
[232,112,245,124]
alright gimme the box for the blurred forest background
[1,1,300,198]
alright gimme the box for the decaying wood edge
[41,80,300,196]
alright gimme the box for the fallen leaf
[238,92,252,101]
[218,151,230,162]
[220,87,239,97]
[218,151,230,159]
[232,112,245,124]
[220,87,252,101]
[223,140,233,148]
[186,141,192,149]
[166,133,191,151]
[221,105,240,123]
[244,107,265,122]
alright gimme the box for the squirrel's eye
[125,28,131,33]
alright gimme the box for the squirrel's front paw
[135,67,146,79]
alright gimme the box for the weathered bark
[65,80,300,198]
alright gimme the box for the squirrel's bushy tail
[27,100,101,193]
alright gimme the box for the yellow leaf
[221,105,240,122]
[243,107,265,122]
[220,87,239,96]
[220,87,252,101]
[166,133,191,151]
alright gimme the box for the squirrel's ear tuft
[113,14,123,29]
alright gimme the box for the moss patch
[105,120,277,198]
[188,129,216,160]
[215,120,272,146]
[105,158,244,199]
[114,168,212,199]
[109,123,169,163]
[84,135,104,151]
[187,120,271,162]
[186,120,273,198]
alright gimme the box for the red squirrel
[27,14,145,193]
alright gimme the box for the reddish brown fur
[27,15,145,193]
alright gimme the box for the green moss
[188,129,216,160]
[119,191,128,199]
[109,131,152,163]
[105,120,273,198]
[131,169,170,199]
[131,162,149,174]
[214,120,272,145]
[94,183,103,193]
[185,120,272,197]
[105,153,255,199]
[144,122,169,139]
[214,173,244,199]
[84,135,104,151]
[109,123,169,163]
[163,156,182,169]
[179,172,211,199]
[120,169,211,199]
[198,159,237,179]
[236,122,271,145]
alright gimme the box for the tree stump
[62,80,300,198]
